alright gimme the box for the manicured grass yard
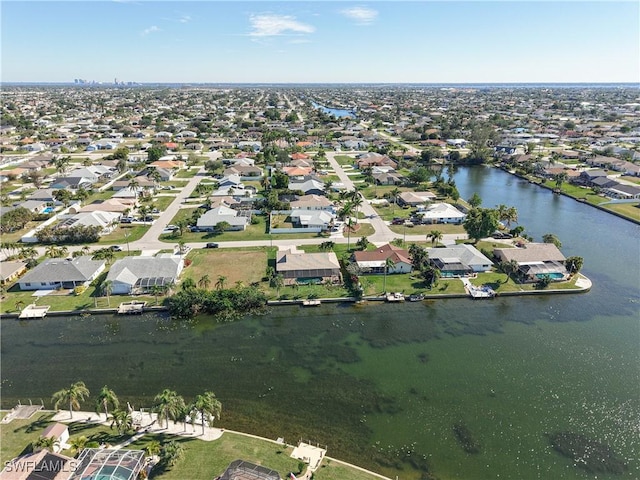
[183,248,270,287]
[602,202,640,222]
[151,195,177,211]
[174,169,199,179]
[388,223,465,236]
[334,155,356,166]
[0,412,128,464]
[98,224,150,245]
[160,213,323,243]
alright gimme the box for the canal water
[2,167,638,479]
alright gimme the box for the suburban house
[415,203,466,224]
[50,176,95,190]
[275,249,342,285]
[355,152,398,170]
[289,194,335,211]
[283,166,313,177]
[18,256,106,291]
[426,244,493,277]
[0,260,27,286]
[288,177,326,196]
[80,198,135,214]
[398,191,437,207]
[57,211,121,235]
[196,205,249,231]
[494,243,568,283]
[603,183,640,199]
[353,243,412,274]
[373,171,405,185]
[289,209,335,231]
[106,255,184,294]
[16,200,49,214]
[223,164,263,179]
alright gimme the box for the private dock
[302,299,321,307]
[386,292,405,302]
[18,304,51,319]
[117,301,147,314]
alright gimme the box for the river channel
[1,167,638,479]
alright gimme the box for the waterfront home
[494,243,568,283]
[373,171,405,185]
[67,449,146,480]
[0,260,27,286]
[106,255,184,294]
[18,256,106,291]
[398,191,437,207]
[0,449,75,480]
[603,182,640,199]
[415,203,466,224]
[426,244,493,277]
[196,205,249,231]
[353,243,412,274]
[219,460,280,480]
[355,152,398,170]
[275,249,341,285]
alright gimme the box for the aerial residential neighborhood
[0,85,636,314]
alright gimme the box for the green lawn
[388,223,465,236]
[174,169,199,179]
[151,195,177,211]
[98,224,150,245]
[0,413,128,464]
[160,213,324,243]
[334,155,356,166]
[542,181,609,205]
[182,248,270,287]
[601,202,640,222]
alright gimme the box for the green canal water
[1,167,639,479]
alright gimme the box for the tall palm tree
[150,285,166,305]
[45,245,60,258]
[428,230,443,246]
[51,381,90,419]
[69,435,89,455]
[190,391,222,436]
[215,276,227,290]
[95,385,119,420]
[128,178,140,198]
[350,195,363,224]
[32,435,56,453]
[109,409,133,435]
[152,389,184,429]
[198,274,211,290]
[390,187,401,213]
[101,280,113,306]
[383,257,395,293]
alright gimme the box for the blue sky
[2,1,639,83]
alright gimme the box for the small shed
[42,423,69,452]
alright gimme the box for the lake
[2,167,638,479]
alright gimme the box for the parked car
[121,217,134,223]
[205,243,219,249]
[151,208,160,214]
[109,246,123,252]
[391,218,404,225]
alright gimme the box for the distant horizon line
[2,81,639,87]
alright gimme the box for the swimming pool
[42,207,54,213]
[536,272,565,280]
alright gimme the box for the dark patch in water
[548,431,627,475]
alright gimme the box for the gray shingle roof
[19,256,105,284]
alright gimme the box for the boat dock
[18,304,51,319]
[461,278,496,299]
[302,299,321,307]
[385,292,405,302]
[117,301,147,314]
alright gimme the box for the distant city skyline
[2,1,639,84]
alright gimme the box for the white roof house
[426,244,493,274]
[57,211,121,234]
[106,256,184,294]
[417,203,466,224]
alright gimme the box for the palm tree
[390,187,401,213]
[102,280,113,306]
[51,381,90,419]
[383,257,395,293]
[144,440,162,458]
[428,230,443,246]
[95,385,119,420]
[69,435,89,455]
[128,178,140,198]
[15,300,25,312]
[190,391,222,436]
[350,195,363,224]
[356,236,369,251]
[45,245,60,258]
[159,440,185,467]
[32,435,55,453]
[109,409,133,435]
[345,217,355,251]
[269,273,284,297]
[198,274,211,290]
[150,285,166,305]
[180,277,196,291]
[215,275,227,290]
[152,389,184,429]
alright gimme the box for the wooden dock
[19,304,51,319]
[117,301,147,314]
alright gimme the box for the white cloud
[248,14,315,37]
[141,25,160,36]
[179,15,191,24]
[340,6,378,25]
